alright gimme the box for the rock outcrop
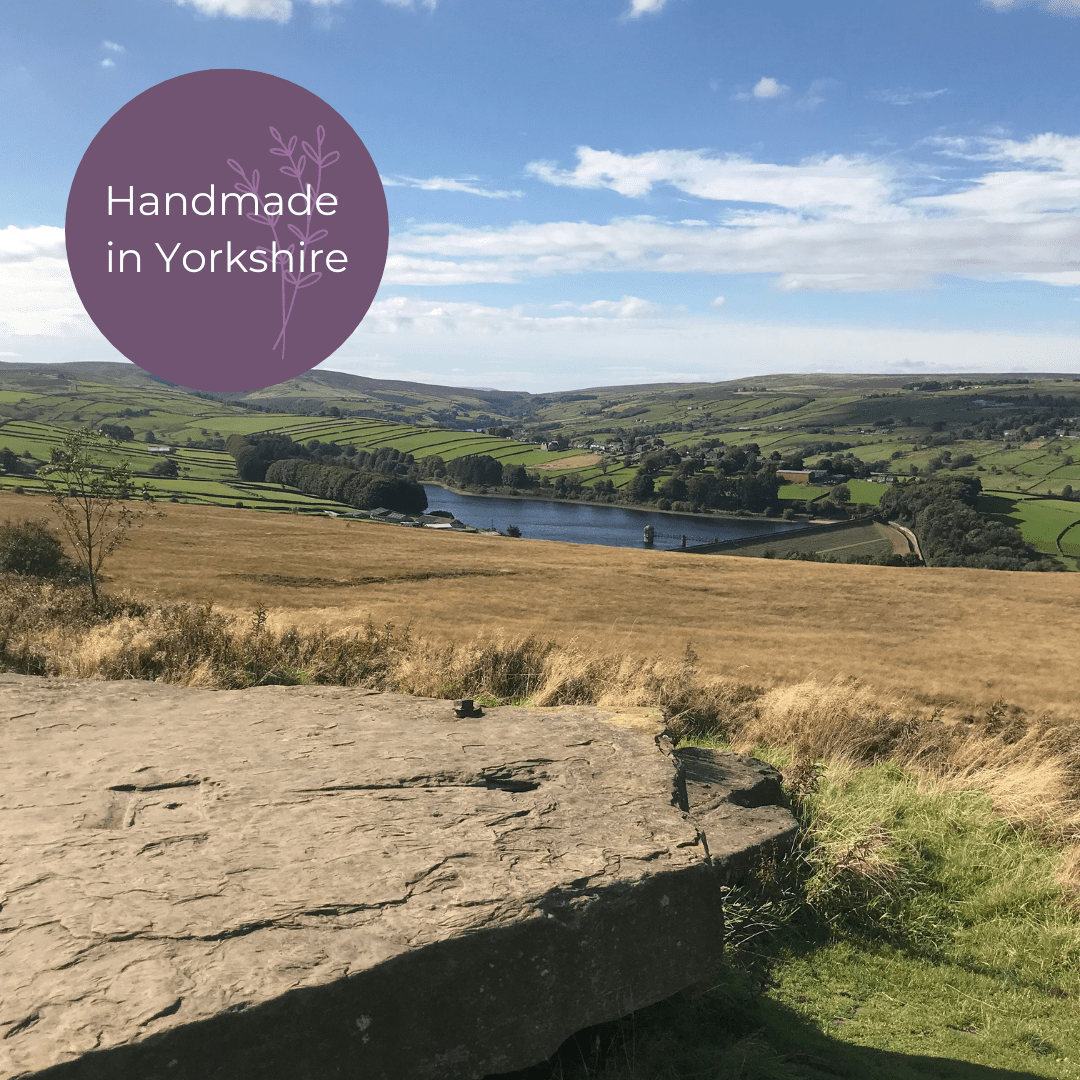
[0,675,795,1080]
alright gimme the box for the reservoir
[422,485,808,551]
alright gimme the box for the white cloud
[102,40,125,52]
[379,0,438,9]
[363,296,667,336]
[405,134,1080,292]
[381,175,522,198]
[175,0,293,20]
[626,0,668,17]
[173,0,347,22]
[527,146,892,211]
[0,225,66,261]
[796,79,834,111]
[100,58,116,69]
[711,295,726,306]
[983,0,1080,12]
[872,87,948,106]
[752,76,787,99]
[551,296,660,318]
[0,227,91,338]
[734,77,789,101]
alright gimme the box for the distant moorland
[2,360,1079,568]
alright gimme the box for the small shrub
[0,518,72,578]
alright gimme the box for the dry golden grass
[535,454,602,469]
[2,488,1077,717]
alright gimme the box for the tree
[42,429,148,603]
[627,472,655,502]
[148,457,179,478]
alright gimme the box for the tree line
[264,459,427,514]
[878,476,1054,571]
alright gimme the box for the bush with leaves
[0,518,72,578]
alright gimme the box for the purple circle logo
[66,69,388,392]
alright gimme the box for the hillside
[2,361,1080,568]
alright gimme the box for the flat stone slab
[0,675,795,1080]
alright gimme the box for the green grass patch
[979,492,1080,556]
[779,483,831,501]
[522,754,1080,1079]
[718,520,896,561]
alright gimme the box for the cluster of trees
[421,454,529,489]
[226,432,421,484]
[265,459,427,514]
[98,424,134,442]
[227,433,309,482]
[809,452,890,478]
[878,476,1052,571]
[967,411,1076,442]
[0,447,35,476]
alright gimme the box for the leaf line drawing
[227,124,339,360]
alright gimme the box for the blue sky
[3,0,1080,391]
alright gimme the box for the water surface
[423,485,807,551]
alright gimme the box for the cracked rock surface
[0,675,794,1080]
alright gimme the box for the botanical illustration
[227,125,340,360]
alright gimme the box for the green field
[978,491,1080,565]
[777,479,889,507]
[711,519,898,561]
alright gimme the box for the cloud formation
[796,79,834,111]
[983,0,1080,12]
[752,76,786,99]
[0,226,90,337]
[382,175,522,198]
[526,146,891,210]
[733,76,789,101]
[398,134,1080,292]
[102,40,125,52]
[625,0,668,17]
[6,133,1080,368]
[551,296,660,318]
[872,87,947,106]
[173,0,346,22]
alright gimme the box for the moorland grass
[2,494,1065,718]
